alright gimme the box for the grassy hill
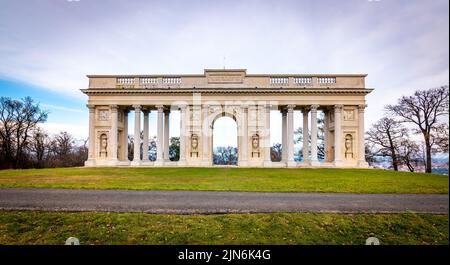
[0,167,448,194]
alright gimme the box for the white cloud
[40,122,87,140]
[0,0,448,140]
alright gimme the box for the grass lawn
[0,167,448,194]
[0,211,447,245]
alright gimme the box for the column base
[333,160,344,167]
[84,159,96,167]
[263,160,272,167]
[154,160,164,166]
[357,160,370,168]
[238,160,248,167]
[286,160,297,168]
[200,160,212,167]
[310,160,321,167]
[130,160,142,166]
[300,160,310,166]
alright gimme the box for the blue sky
[0,0,448,146]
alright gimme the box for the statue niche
[190,133,199,157]
[99,133,108,158]
[251,133,260,158]
[344,134,353,159]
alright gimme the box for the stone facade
[82,69,372,167]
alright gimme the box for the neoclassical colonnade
[85,102,368,168]
[83,69,372,168]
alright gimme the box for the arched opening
[212,115,238,165]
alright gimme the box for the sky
[0,0,448,147]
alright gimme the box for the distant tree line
[0,97,88,169]
[366,86,449,173]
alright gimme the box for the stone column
[202,104,210,165]
[155,105,164,165]
[131,105,141,166]
[281,109,287,162]
[334,104,343,166]
[142,109,149,161]
[240,105,248,166]
[263,104,272,166]
[85,104,96,166]
[302,108,309,164]
[357,105,369,167]
[110,105,119,162]
[310,104,320,166]
[287,105,296,167]
[179,105,187,165]
[323,110,328,162]
[163,110,170,161]
[123,109,129,161]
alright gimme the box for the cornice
[81,88,374,95]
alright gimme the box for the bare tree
[366,117,408,171]
[397,138,423,172]
[0,97,48,168]
[30,128,50,168]
[386,86,449,173]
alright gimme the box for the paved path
[0,188,448,214]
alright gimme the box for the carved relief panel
[98,109,109,121]
[343,109,355,121]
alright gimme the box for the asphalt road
[0,188,448,214]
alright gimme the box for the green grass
[0,167,447,193]
[0,211,447,245]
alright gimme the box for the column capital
[86,104,95,112]
[334,104,343,112]
[142,108,150,114]
[310,104,320,111]
[241,104,249,112]
[178,104,188,111]
[202,104,210,109]
[110,105,119,112]
[156,105,164,112]
[358,104,367,111]
[132,105,141,110]
[301,107,310,114]
[287,104,296,112]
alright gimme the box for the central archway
[212,114,238,165]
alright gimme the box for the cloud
[41,103,84,113]
[0,0,448,131]
[40,122,87,140]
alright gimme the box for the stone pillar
[281,109,287,162]
[123,109,129,161]
[323,110,328,162]
[302,108,309,164]
[155,105,164,165]
[240,105,248,166]
[310,104,320,166]
[85,104,96,166]
[286,105,296,167]
[357,104,369,167]
[334,104,343,166]
[202,104,210,165]
[131,105,141,166]
[110,105,119,162]
[179,105,187,165]
[142,109,149,161]
[263,104,272,166]
[163,110,170,161]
